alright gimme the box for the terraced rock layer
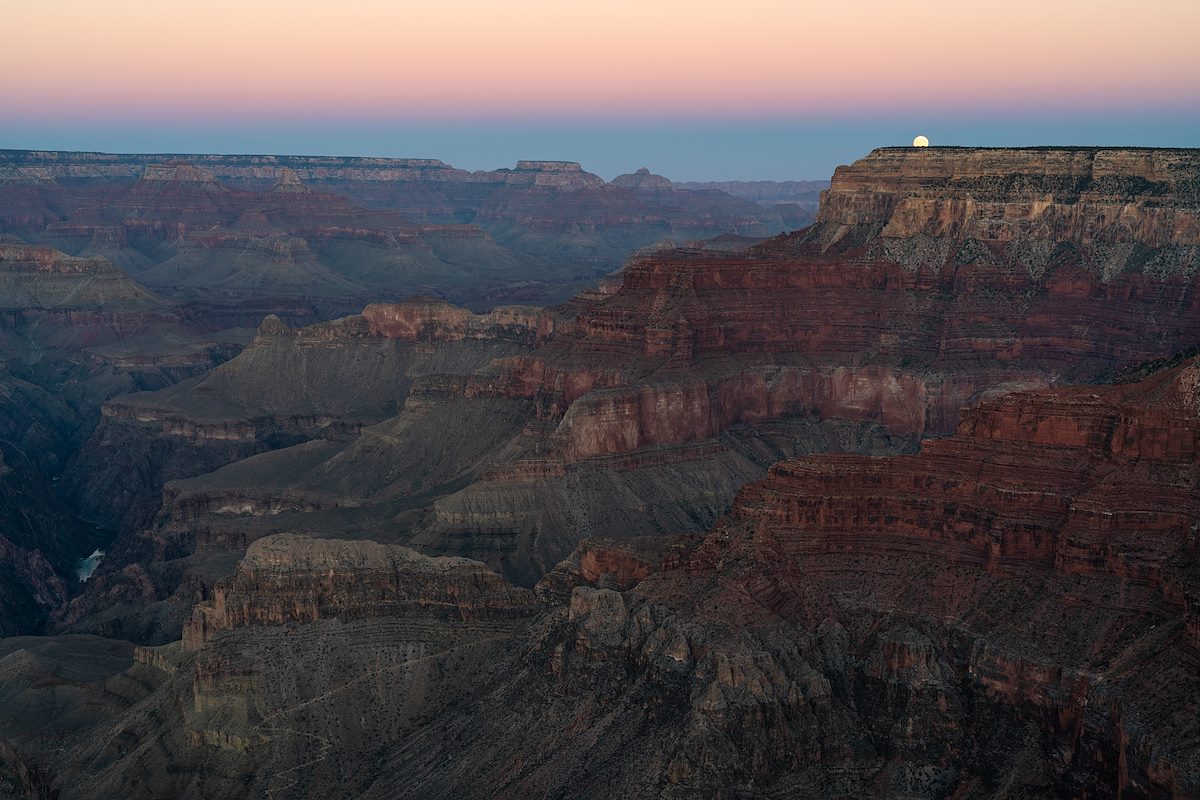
[11,358,1198,798]
[352,356,1200,799]
[68,147,1200,638]
[0,151,789,310]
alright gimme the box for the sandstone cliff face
[814,147,1200,275]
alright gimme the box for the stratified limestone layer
[183,534,537,649]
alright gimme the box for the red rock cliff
[478,359,1200,798]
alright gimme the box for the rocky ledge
[812,146,1200,274]
[183,534,537,648]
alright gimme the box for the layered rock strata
[352,357,1200,799]
[20,358,1200,799]
[184,534,537,648]
[73,147,1200,631]
[0,150,788,309]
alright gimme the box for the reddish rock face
[358,359,1198,799]
[361,298,560,344]
[734,357,1200,590]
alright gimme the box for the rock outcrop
[184,534,536,648]
[33,537,538,800]
[611,167,674,190]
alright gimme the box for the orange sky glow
[4,0,1199,121]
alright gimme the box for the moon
[913,135,930,147]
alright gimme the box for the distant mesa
[513,160,584,172]
[139,161,225,190]
[611,167,673,190]
[496,160,606,188]
[256,313,291,336]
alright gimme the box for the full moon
[913,135,930,147]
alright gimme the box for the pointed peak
[257,314,291,336]
[270,167,311,193]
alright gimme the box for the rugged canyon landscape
[0,141,1196,799]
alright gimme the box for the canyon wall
[0,240,244,634]
[360,356,1200,799]
[25,356,1200,799]
[69,147,1200,621]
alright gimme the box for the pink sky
[4,0,1199,122]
